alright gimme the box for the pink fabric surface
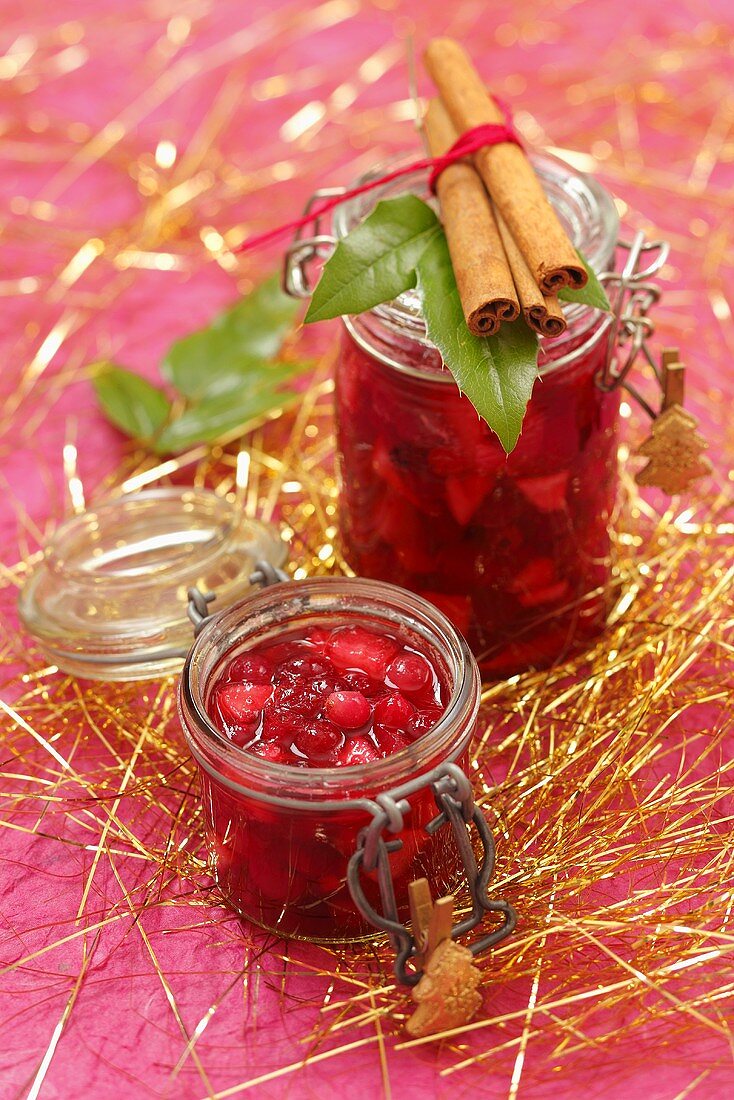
[1,2,733,1098]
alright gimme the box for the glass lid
[18,487,287,682]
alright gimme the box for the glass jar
[178,576,482,942]
[328,154,623,678]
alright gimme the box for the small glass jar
[19,488,514,964]
[329,154,622,678]
[178,576,481,942]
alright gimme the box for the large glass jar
[179,576,482,942]
[332,155,622,677]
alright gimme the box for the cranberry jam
[337,317,617,677]
[179,578,481,941]
[207,624,449,767]
[332,153,620,678]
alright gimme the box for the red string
[235,111,521,255]
[426,120,520,192]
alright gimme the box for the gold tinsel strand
[1,3,733,1094]
[3,412,734,1086]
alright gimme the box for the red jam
[336,317,618,677]
[186,593,479,941]
[207,624,449,766]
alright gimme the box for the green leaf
[186,357,312,401]
[226,272,302,358]
[92,363,171,441]
[305,195,442,323]
[417,235,540,453]
[154,386,300,454]
[162,273,301,400]
[558,249,611,311]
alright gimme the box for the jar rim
[179,576,481,802]
[342,307,612,385]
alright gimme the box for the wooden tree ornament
[405,879,483,1038]
[635,349,712,495]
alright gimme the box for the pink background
[1,1,733,1098]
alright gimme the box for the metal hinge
[347,762,517,986]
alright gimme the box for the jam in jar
[179,577,481,941]
[332,154,621,677]
[207,621,450,766]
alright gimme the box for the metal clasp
[347,762,517,986]
[283,186,345,299]
[186,560,289,637]
[596,231,670,416]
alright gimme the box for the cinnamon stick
[495,210,567,337]
[430,98,567,338]
[424,38,587,295]
[424,98,519,336]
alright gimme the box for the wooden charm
[406,939,483,1038]
[426,895,455,959]
[408,879,434,969]
[635,350,712,495]
[405,880,483,1038]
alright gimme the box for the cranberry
[430,441,503,478]
[274,673,338,716]
[340,670,373,693]
[225,721,259,748]
[227,653,272,684]
[373,692,414,730]
[298,843,343,895]
[260,710,299,743]
[249,740,291,764]
[258,642,293,665]
[293,720,344,763]
[516,471,569,513]
[386,652,431,694]
[375,495,426,548]
[327,626,399,679]
[445,472,496,525]
[513,558,554,588]
[407,707,444,740]
[374,727,410,755]
[325,691,371,730]
[277,655,330,680]
[516,579,571,609]
[214,682,273,725]
[336,737,380,766]
[371,437,424,508]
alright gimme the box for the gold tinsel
[3,411,734,1090]
[1,3,733,1095]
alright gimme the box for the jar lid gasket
[18,487,287,682]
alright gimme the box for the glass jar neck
[344,306,611,386]
[179,578,481,805]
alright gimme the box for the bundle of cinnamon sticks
[423,38,587,338]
